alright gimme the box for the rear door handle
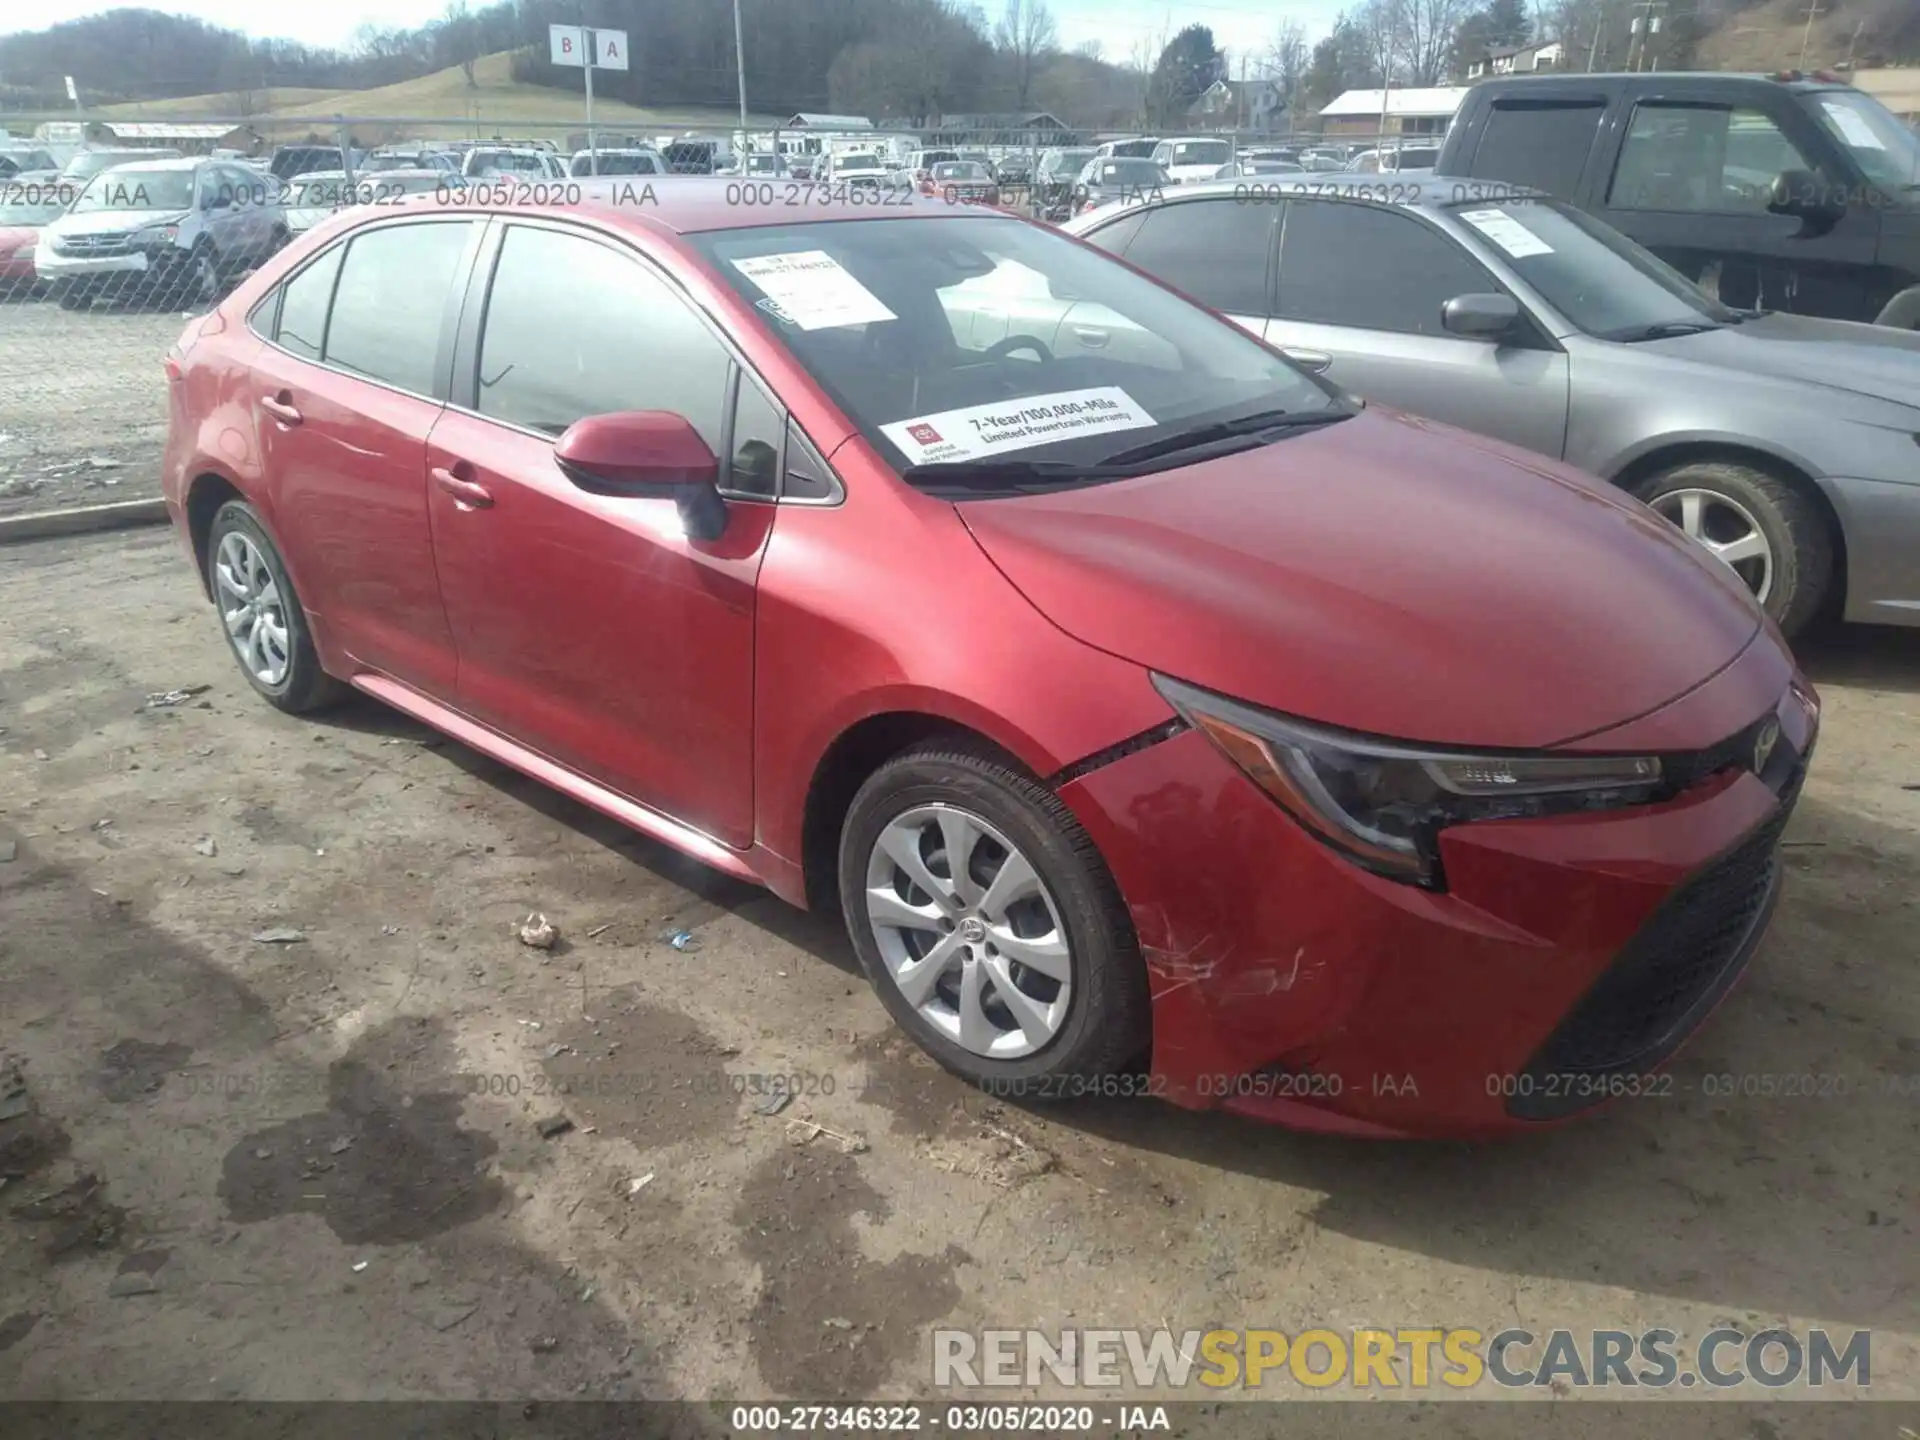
[1070,325,1110,348]
[260,392,302,425]
[432,464,494,510]
[1281,347,1333,374]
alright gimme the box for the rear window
[322,221,475,395]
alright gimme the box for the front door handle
[260,392,302,425]
[1070,325,1110,348]
[1281,347,1333,374]
[432,464,494,510]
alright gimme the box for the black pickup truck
[1434,71,1920,328]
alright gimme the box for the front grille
[54,234,135,257]
[1507,748,1807,1121]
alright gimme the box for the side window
[324,220,476,395]
[1473,100,1605,198]
[273,244,344,360]
[726,372,784,499]
[1276,201,1497,337]
[1123,199,1276,315]
[1609,104,1814,213]
[1080,209,1146,257]
[475,224,730,443]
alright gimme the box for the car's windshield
[1168,139,1230,165]
[1803,90,1920,194]
[839,155,885,171]
[362,154,422,172]
[1043,149,1093,176]
[1447,199,1738,340]
[745,155,782,173]
[0,182,79,223]
[72,168,196,213]
[1090,158,1166,187]
[690,216,1341,486]
[934,162,991,181]
[574,152,660,175]
[63,151,150,181]
[473,150,548,174]
[1107,140,1157,158]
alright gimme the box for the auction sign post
[548,24,630,176]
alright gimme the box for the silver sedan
[1066,179,1920,636]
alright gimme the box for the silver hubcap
[1652,488,1775,604]
[214,531,291,687]
[864,804,1072,1059]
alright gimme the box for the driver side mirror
[554,411,728,542]
[1440,292,1520,341]
[1768,168,1845,230]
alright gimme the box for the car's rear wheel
[207,499,346,714]
[838,743,1149,1092]
[1635,460,1832,639]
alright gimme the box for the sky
[1,0,1346,70]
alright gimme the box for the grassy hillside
[1697,0,1920,71]
[95,53,783,138]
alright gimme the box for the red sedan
[0,179,79,295]
[160,181,1816,1137]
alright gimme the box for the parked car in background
[909,148,961,182]
[38,156,287,309]
[1071,156,1172,216]
[1069,179,1920,634]
[1299,146,1353,171]
[990,153,1032,187]
[1436,71,1920,328]
[1036,147,1094,216]
[1094,137,1160,159]
[364,149,461,175]
[0,179,81,298]
[570,148,667,177]
[1216,156,1304,178]
[1151,137,1235,184]
[269,146,359,182]
[661,136,733,175]
[283,169,457,236]
[0,145,59,179]
[464,147,570,181]
[736,152,790,178]
[63,147,182,185]
[1352,144,1441,173]
[163,180,1814,1137]
[825,153,910,193]
[925,160,1002,206]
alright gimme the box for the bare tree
[995,0,1059,108]
[1265,20,1310,104]
[1400,0,1474,82]
[442,0,479,89]
[1075,38,1105,61]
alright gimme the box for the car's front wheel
[1635,460,1833,639]
[838,742,1149,1092]
[207,499,346,713]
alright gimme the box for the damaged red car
[161,182,1817,1137]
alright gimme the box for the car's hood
[1650,312,1920,408]
[48,209,189,237]
[1165,162,1224,182]
[959,408,1764,750]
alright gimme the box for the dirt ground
[0,303,180,518]
[0,528,1916,1426]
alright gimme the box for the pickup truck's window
[1805,90,1920,194]
[1277,200,1494,337]
[1474,101,1604,199]
[1609,104,1814,213]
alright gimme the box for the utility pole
[1843,17,1863,67]
[732,0,749,146]
[1586,2,1606,72]
[1797,0,1824,68]
[1626,0,1663,71]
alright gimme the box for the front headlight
[133,224,180,246]
[1153,674,1663,887]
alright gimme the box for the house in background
[1186,77,1289,133]
[785,113,875,131]
[928,112,1073,145]
[1465,40,1567,80]
[1317,86,1468,137]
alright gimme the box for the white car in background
[1150,137,1235,184]
[462,146,569,181]
[283,169,456,235]
[568,147,667,177]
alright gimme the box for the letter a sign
[594,30,629,70]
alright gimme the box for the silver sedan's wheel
[1650,487,1775,604]
[864,803,1072,1059]
[214,529,292,687]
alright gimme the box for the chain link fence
[0,107,1416,519]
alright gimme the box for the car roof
[1473,69,1850,92]
[1061,175,1554,231]
[97,155,206,171]
[372,175,989,234]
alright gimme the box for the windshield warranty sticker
[730,250,896,330]
[1458,208,1554,259]
[881,387,1156,465]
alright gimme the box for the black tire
[838,741,1150,1093]
[206,499,348,714]
[1632,460,1834,640]
[56,284,88,311]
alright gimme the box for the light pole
[733,0,749,150]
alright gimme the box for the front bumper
[1058,651,1815,1138]
[35,247,153,279]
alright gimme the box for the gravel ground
[0,529,1915,1425]
[0,301,182,518]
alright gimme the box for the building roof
[99,122,242,140]
[785,113,873,129]
[933,112,1068,130]
[1319,86,1469,119]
